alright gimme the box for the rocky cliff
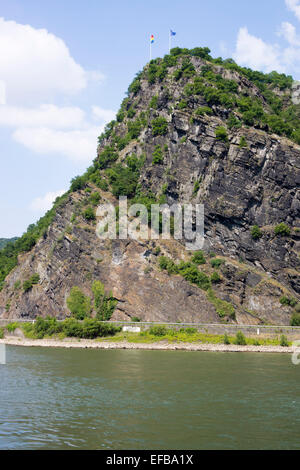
[0,48,299,325]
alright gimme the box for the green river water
[0,346,299,449]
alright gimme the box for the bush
[185,327,197,334]
[152,145,164,165]
[107,164,139,197]
[178,263,211,290]
[83,207,96,221]
[215,126,228,142]
[251,225,262,240]
[280,296,297,307]
[280,335,289,347]
[234,331,246,345]
[239,136,248,148]
[195,106,213,117]
[149,326,168,336]
[23,274,40,292]
[6,322,19,333]
[191,250,206,265]
[210,258,224,268]
[98,146,119,169]
[159,256,179,275]
[211,272,221,283]
[207,288,235,319]
[223,333,230,345]
[290,313,300,326]
[89,192,101,206]
[151,117,168,136]
[70,175,86,192]
[131,317,141,322]
[274,223,291,236]
[0,327,4,339]
[67,287,91,320]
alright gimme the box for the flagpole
[169,31,171,54]
[150,41,152,61]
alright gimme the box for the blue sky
[1,0,300,237]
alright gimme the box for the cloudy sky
[0,0,300,237]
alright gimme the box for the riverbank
[0,336,296,353]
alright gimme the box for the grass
[1,321,292,347]
[94,328,292,346]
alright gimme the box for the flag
[150,34,154,43]
[170,30,176,36]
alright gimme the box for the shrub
[195,106,212,116]
[178,100,188,109]
[0,327,4,339]
[89,192,101,206]
[98,146,119,169]
[280,296,297,307]
[131,317,141,322]
[149,326,167,336]
[290,313,300,326]
[280,335,289,347]
[211,272,221,283]
[223,333,230,345]
[23,274,40,292]
[239,136,248,148]
[107,164,139,197]
[185,327,197,334]
[234,331,246,345]
[151,117,168,136]
[6,322,19,333]
[159,256,179,275]
[67,287,91,320]
[70,175,86,192]
[274,223,291,236]
[149,95,158,109]
[251,225,263,240]
[207,288,235,318]
[152,145,164,165]
[128,118,144,139]
[192,250,206,265]
[179,263,211,290]
[215,126,228,142]
[83,207,96,221]
[210,258,224,268]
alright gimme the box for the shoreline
[0,337,295,354]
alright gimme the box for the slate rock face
[0,55,299,325]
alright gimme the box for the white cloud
[30,189,66,212]
[0,18,115,164]
[0,81,6,105]
[0,17,103,104]
[286,0,300,21]
[13,126,102,163]
[0,104,85,129]
[92,106,116,122]
[233,27,283,73]
[279,21,300,46]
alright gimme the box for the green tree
[67,287,91,320]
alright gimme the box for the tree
[67,287,91,320]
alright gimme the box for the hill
[0,238,18,250]
[0,47,299,325]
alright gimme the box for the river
[0,346,299,449]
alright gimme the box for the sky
[1,0,300,237]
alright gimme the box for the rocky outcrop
[0,53,299,325]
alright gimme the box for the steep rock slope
[0,48,299,325]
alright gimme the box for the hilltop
[0,46,299,325]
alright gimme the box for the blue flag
[170,30,176,36]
